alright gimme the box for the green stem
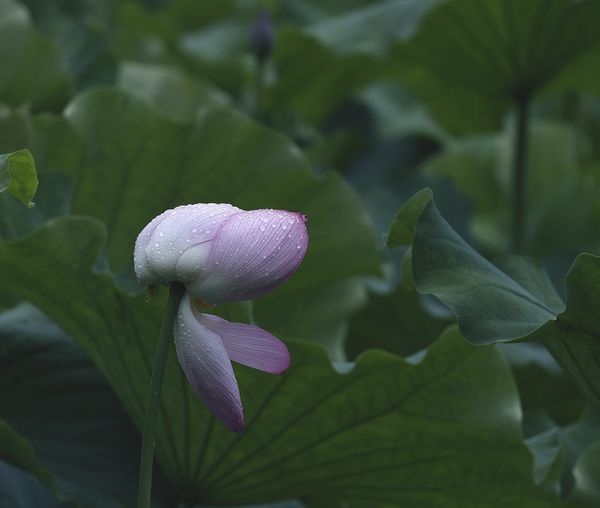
[512,94,530,253]
[137,282,185,508]
[254,57,266,117]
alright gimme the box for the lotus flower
[134,203,308,304]
[134,203,308,431]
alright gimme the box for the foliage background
[1,0,600,506]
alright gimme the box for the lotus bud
[249,11,275,62]
[134,204,308,304]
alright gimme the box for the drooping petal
[174,296,244,432]
[198,313,290,374]
[187,209,308,303]
[138,203,242,284]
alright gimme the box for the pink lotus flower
[134,203,308,431]
[134,203,308,304]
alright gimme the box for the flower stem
[137,281,185,508]
[254,57,266,117]
[512,94,530,253]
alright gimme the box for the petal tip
[227,415,245,433]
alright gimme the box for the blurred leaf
[0,420,53,491]
[176,1,441,122]
[305,0,442,57]
[267,28,381,125]
[359,81,449,141]
[0,461,69,508]
[499,342,585,425]
[0,148,38,207]
[61,86,381,343]
[0,0,70,110]
[345,281,451,359]
[392,0,600,133]
[568,439,600,507]
[526,428,563,495]
[551,46,600,100]
[177,20,248,95]
[0,218,557,506]
[425,122,593,256]
[116,0,233,52]
[118,62,230,123]
[559,412,600,497]
[0,303,169,508]
[59,20,118,90]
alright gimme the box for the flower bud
[249,11,275,62]
[134,204,308,303]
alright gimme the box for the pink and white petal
[174,296,244,432]
[188,209,308,303]
[145,203,243,282]
[199,314,290,374]
[134,208,173,284]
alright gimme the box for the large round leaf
[0,217,556,506]
[392,0,600,133]
[60,85,381,342]
[0,303,171,507]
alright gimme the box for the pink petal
[174,296,244,432]
[187,209,308,303]
[198,314,290,374]
[141,203,242,284]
